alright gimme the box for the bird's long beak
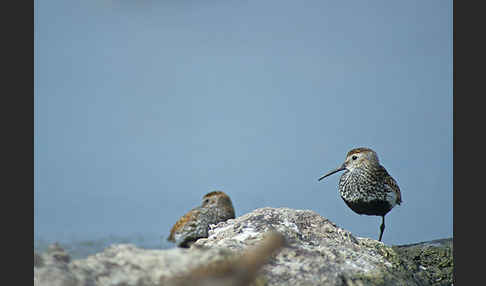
[318,164,346,181]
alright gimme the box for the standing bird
[318,147,402,241]
[168,191,235,248]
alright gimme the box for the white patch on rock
[208,222,232,236]
[232,227,259,242]
[281,218,300,233]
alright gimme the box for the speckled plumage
[318,147,402,241]
[168,191,235,248]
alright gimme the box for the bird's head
[202,190,234,209]
[318,147,379,181]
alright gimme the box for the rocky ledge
[34,207,453,286]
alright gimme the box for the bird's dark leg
[378,215,385,241]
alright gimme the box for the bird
[168,191,236,248]
[317,147,402,242]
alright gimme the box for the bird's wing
[168,207,201,242]
[379,166,402,205]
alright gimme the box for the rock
[34,251,44,268]
[34,207,453,286]
[166,231,286,286]
[47,242,72,263]
[34,243,79,286]
[391,238,453,286]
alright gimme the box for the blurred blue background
[35,0,452,253]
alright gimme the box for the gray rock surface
[391,238,453,285]
[34,207,453,286]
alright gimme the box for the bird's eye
[204,199,209,204]
[352,155,358,160]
